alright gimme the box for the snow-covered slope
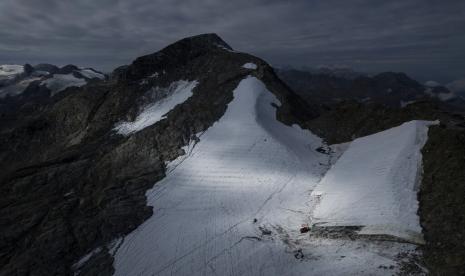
[40,67,105,96]
[113,76,330,275]
[0,64,24,79]
[114,80,198,135]
[111,76,427,276]
[78,68,105,80]
[242,62,257,70]
[0,64,33,98]
[41,74,87,96]
[0,77,41,98]
[312,120,438,244]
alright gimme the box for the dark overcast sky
[1,0,464,83]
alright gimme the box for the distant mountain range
[277,67,465,113]
[0,63,105,98]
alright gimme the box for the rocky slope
[0,34,313,276]
[0,64,106,129]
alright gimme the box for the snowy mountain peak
[0,64,24,79]
[2,34,462,275]
[0,63,106,99]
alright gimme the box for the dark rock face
[33,64,60,74]
[419,126,465,275]
[0,34,314,275]
[57,64,80,75]
[23,64,34,75]
[306,100,446,144]
[114,33,232,82]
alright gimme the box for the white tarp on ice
[312,120,438,243]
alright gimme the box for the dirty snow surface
[112,76,432,275]
[312,120,437,244]
[114,80,198,135]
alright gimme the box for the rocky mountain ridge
[0,33,315,276]
[278,68,465,113]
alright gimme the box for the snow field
[114,80,198,135]
[111,76,426,275]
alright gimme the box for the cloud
[425,80,441,87]
[447,78,465,95]
[0,0,464,81]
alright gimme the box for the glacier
[110,76,432,275]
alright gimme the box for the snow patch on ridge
[312,120,438,243]
[242,62,257,70]
[78,68,105,79]
[72,247,102,272]
[216,44,235,52]
[114,80,198,135]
